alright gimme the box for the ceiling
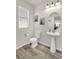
[24,0,61,7]
[24,0,62,7]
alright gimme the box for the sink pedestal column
[47,32,60,53]
[50,37,56,53]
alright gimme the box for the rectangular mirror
[40,17,45,25]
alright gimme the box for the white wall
[16,0,62,51]
[34,4,62,51]
[16,0,35,49]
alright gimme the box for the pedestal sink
[47,32,60,53]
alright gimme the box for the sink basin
[47,32,60,36]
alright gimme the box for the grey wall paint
[16,0,34,49]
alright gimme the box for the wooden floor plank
[16,44,62,59]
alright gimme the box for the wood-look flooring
[16,44,62,59]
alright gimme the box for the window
[19,6,29,28]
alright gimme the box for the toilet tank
[35,32,40,38]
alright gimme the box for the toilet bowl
[30,37,38,48]
[30,32,40,48]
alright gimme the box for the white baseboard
[39,41,62,52]
[16,42,30,50]
[39,41,50,47]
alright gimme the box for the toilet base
[30,37,38,48]
[31,43,38,48]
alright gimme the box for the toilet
[30,32,40,48]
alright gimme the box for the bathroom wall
[16,0,35,49]
[34,4,62,51]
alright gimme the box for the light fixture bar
[45,0,62,9]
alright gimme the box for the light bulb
[56,2,61,6]
[51,4,54,7]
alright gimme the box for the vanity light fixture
[56,2,61,6]
[46,2,54,9]
[51,2,54,7]
[45,0,62,9]
[46,4,49,9]
[56,0,62,6]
